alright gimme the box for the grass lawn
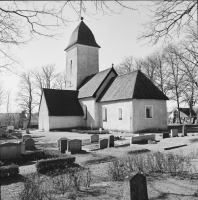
[1,129,198,200]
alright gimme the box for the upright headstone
[21,142,25,153]
[90,134,99,143]
[25,138,35,150]
[108,135,114,147]
[170,129,178,137]
[23,134,31,142]
[182,125,187,136]
[122,173,148,200]
[99,139,108,149]
[67,139,82,153]
[60,139,68,153]
[130,134,155,145]
[57,137,67,147]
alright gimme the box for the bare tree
[0,1,134,74]
[0,82,4,109]
[32,64,60,98]
[16,72,37,128]
[115,56,137,75]
[164,44,186,124]
[138,1,197,44]
[53,71,67,90]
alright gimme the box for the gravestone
[99,139,108,149]
[108,135,114,147]
[25,138,35,150]
[23,134,31,142]
[182,125,187,136]
[170,129,178,137]
[130,134,155,145]
[57,137,68,147]
[67,139,82,153]
[90,134,99,143]
[162,132,169,139]
[122,173,148,200]
[21,142,25,153]
[60,139,68,153]
[0,142,22,159]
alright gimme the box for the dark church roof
[99,70,169,102]
[78,68,116,98]
[43,89,83,116]
[65,20,100,51]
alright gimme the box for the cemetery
[0,126,198,200]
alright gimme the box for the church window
[118,108,122,120]
[145,105,153,118]
[103,106,107,121]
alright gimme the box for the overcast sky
[1,1,185,113]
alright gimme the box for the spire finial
[112,63,114,68]
[81,17,84,21]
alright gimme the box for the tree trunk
[175,86,182,124]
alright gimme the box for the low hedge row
[0,164,19,178]
[36,156,76,173]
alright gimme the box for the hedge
[0,164,19,178]
[35,156,76,173]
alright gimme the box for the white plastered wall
[49,116,83,130]
[79,98,98,128]
[132,99,167,133]
[99,100,133,132]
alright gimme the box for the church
[38,19,169,133]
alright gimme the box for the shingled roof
[78,68,116,99]
[99,70,169,102]
[65,20,100,51]
[43,89,83,116]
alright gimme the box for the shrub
[18,174,54,200]
[108,159,126,181]
[0,164,19,177]
[108,151,195,181]
[21,151,48,161]
[36,157,76,173]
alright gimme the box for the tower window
[103,106,107,122]
[83,105,87,120]
[145,105,153,118]
[70,60,72,76]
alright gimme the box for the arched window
[102,106,107,121]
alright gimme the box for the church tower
[65,18,100,90]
